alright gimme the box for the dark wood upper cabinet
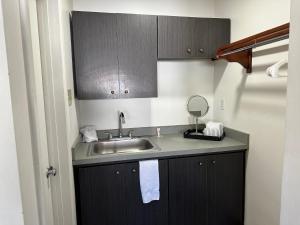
[158,16,230,59]
[72,12,120,99]
[71,12,158,100]
[158,16,210,59]
[117,14,158,98]
[71,12,230,99]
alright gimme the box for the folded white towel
[139,160,160,204]
[205,122,224,137]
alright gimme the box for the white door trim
[1,0,42,225]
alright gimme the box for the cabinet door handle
[212,160,216,165]
[132,169,137,173]
[199,162,203,166]
[111,90,115,94]
[199,48,204,53]
[115,171,120,175]
[124,90,129,94]
[187,48,192,54]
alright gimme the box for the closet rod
[219,33,289,57]
[214,23,290,73]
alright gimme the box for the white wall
[73,0,215,130]
[280,0,300,224]
[60,0,79,146]
[214,1,290,225]
[0,1,24,225]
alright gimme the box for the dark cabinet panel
[158,16,230,59]
[117,14,158,98]
[208,153,245,225]
[72,12,119,99]
[77,164,126,225]
[169,156,209,225]
[76,160,168,225]
[209,19,231,58]
[158,16,209,59]
[193,19,210,58]
[75,152,244,225]
[125,161,168,225]
[158,16,196,59]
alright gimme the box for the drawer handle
[187,48,192,54]
[115,171,120,175]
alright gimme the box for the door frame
[2,0,77,225]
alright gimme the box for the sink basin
[89,138,160,156]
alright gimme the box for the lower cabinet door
[77,164,127,225]
[169,156,209,225]
[124,160,169,225]
[76,160,168,225]
[207,152,245,225]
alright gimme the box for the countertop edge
[73,144,248,167]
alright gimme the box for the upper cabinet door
[158,16,210,59]
[158,16,230,59]
[72,12,119,99]
[158,16,195,59]
[209,19,231,58]
[116,14,158,98]
[193,18,210,58]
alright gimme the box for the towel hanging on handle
[139,160,160,204]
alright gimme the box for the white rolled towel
[205,122,224,137]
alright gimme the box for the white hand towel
[205,122,224,137]
[139,160,160,204]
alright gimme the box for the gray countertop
[73,128,249,166]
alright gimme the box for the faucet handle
[128,130,134,138]
[104,132,113,140]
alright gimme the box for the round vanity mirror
[187,95,209,117]
[187,95,209,134]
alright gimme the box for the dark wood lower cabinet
[74,152,245,225]
[75,160,168,225]
[169,156,209,225]
[207,153,245,225]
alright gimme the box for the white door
[0,2,24,225]
[16,0,77,225]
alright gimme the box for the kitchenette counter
[72,127,249,166]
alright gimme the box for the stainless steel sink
[89,138,160,156]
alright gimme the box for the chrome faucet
[119,112,125,138]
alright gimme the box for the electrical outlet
[220,99,225,111]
